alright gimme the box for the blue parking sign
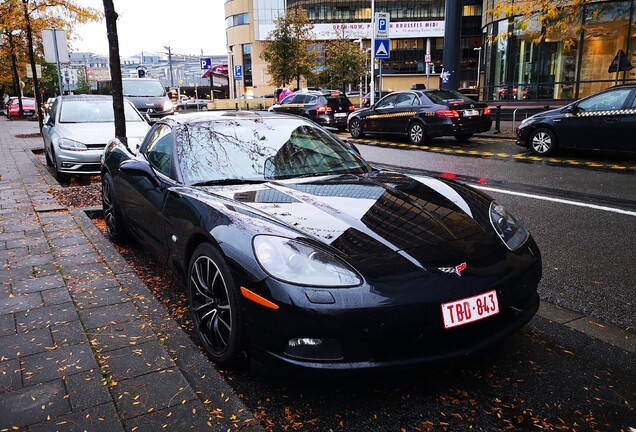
[200,57,211,70]
[234,65,243,80]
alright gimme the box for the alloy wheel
[190,255,233,357]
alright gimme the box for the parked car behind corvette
[516,84,636,156]
[42,94,150,182]
[101,110,541,372]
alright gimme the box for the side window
[376,94,398,108]
[144,124,173,177]
[630,93,636,109]
[292,94,307,104]
[578,89,631,112]
[395,93,416,107]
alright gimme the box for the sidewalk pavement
[0,118,263,431]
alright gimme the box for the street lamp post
[227,49,234,100]
[474,47,482,97]
[370,0,376,106]
[164,46,174,87]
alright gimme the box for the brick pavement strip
[0,118,264,430]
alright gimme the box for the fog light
[61,162,74,168]
[284,338,343,361]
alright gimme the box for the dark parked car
[516,84,636,156]
[268,89,355,131]
[348,89,492,145]
[101,111,541,371]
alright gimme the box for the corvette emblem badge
[438,262,467,276]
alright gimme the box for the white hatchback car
[42,95,150,182]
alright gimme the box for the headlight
[489,201,529,251]
[253,236,362,287]
[58,138,88,151]
[163,100,174,111]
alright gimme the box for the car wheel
[454,133,473,142]
[101,173,128,243]
[44,146,53,167]
[408,121,426,145]
[188,243,243,366]
[51,152,70,183]
[349,118,364,138]
[529,128,557,156]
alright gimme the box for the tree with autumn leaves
[0,0,99,118]
[488,0,599,49]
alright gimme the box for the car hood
[51,122,149,145]
[189,172,503,277]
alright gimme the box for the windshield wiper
[191,179,266,187]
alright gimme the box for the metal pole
[370,0,375,105]
[358,39,363,108]
[52,28,64,96]
[474,47,482,99]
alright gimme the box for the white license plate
[463,109,479,117]
[441,290,499,329]
[334,113,348,117]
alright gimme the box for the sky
[71,1,228,57]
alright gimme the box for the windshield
[59,99,144,123]
[176,118,371,185]
[122,80,166,97]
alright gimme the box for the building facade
[225,0,484,98]
[227,0,635,101]
[482,0,636,101]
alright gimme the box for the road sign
[234,65,243,80]
[375,12,390,39]
[374,39,390,59]
[200,58,211,70]
[608,49,633,73]
[425,54,432,63]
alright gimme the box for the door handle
[605,117,619,122]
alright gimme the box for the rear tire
[101,173,128,243]
[408,121,426,145]
[529,128,557,156]
[454,133,473,142]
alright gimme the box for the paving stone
[41,286,73,307]
[0,247,30,262]
[21,343,97,386]
[0,292,43,315]
[55,252,102,268]
[54,243,95,257]
[0,358,22,392]
[28,402,124,432]
[0,312,16,336]
[65,271,119,292]
[12,274,65,295]
[101,340,176,381]
[0,379,70,430]
[6,237,46,250]
[90,319,156,353]
[50,321,89,347]
[50,235,89,249]
[0,327,54,360]
[123,399,213,432]
[71,285,128,310]
[111,368,198,420]
[65,369,112,411]
[15,302,78,331]
[79,301,141,330]
[0,266,35,283]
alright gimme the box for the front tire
[52,152,70,183]
[349,118,364,138]
[529,128,557,156]
[188,243,243,366]
[408,121,426,145]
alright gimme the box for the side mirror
[120,159,157,183]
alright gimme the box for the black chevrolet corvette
[101,111,541,371]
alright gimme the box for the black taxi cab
[516,84,636,156]
[347,89,492,145]
[268,89,355,131]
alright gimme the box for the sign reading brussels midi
[258,21,445,41]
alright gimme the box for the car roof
[58,95,114,101]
